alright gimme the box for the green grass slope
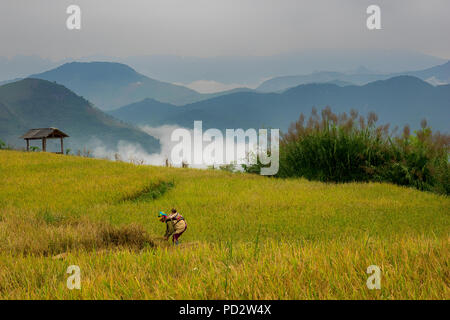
[0,150,448,299]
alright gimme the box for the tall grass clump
[277,107,449,194]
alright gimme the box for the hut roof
[20,128,69,140]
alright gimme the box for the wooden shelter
[20,128,69,154]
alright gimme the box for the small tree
[219,162,237,173]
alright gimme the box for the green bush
[219,162,237,173]
[275,107,449,194]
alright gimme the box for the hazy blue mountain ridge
[0,78,160,153]
[257,61,450,92]
[30,62,206,110]
[111,76,449,133]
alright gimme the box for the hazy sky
[1,0,449,60]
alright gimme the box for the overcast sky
[1,0,449,60]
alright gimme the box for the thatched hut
[21,128,69,154]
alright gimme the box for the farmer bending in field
[158,209,187,245]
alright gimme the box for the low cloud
[87,125,180,166]
[86,124,259,169]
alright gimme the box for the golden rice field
[0,150,449,299]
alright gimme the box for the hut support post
[26,139,29,151]
[42,138,46,152]
[60,137,64,154]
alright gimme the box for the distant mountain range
[110,76,450,133]
[30,62,208,110]
[0,50,445,85]
[1,61,448,157]
[115,49,446,85]
[257,61,450,92]
[28,62,258,111]
[109,98,180,127]
[0,78,160,153]
[5,59,448,113]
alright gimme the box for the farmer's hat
[158,211,167,218]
